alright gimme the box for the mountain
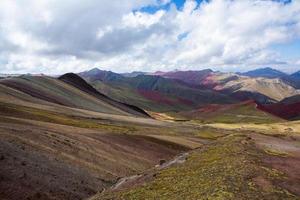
[122,71,147,77]
[287,71,300,89]
[78,67,300,110]
[241,67,287,78]
[151,69,213,86]
[59,73,150,117]
[146,69,300,104]
[291,71,300,79]
[200,72,300,103]
[257,95,300,120]
[79,69,237,112]
[0,75,199,200]
[78,67,125,82]
[0,74,148,117]
[239,67,300,89]
[177,100,281,124]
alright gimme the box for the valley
[0,67,300,200]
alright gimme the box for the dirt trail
[109,152,190,191]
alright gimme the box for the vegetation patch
[95,134,296,200]
[0,102,129,132]
[264,148,289,157]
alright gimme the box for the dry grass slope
[95,134,298,200]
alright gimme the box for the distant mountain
[291,71,300,79]
[0,74,21,78]
[148,68,300,103]
[152,69,213,86]
[199,72,300,103]
[78,68,124,82]
[78,67,300,110]
[122,71,147,77]
[240,68,300,89]
[78,69,236,112]
[116,74,236,111]
[240,67,287,78]
[287,71,300,89]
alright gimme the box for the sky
[0,0,300,74]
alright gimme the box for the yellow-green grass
[1,76,131,116]
[96,134,296,200]
[0,102,130,132]
[202,121,300,136]
[147,135,203,149]
[264,148,289,157]
[0,101,211,139]
[195,126,229,139]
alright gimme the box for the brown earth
[0,117,203,200]
[252,133,300,196]
[0,76,206,200]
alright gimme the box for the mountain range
[77,67,300,120]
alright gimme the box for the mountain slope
[93,134,299,200]
[0,75,205,200]
[151,69,213,86]
[257,95,300,120]
[286,71,300,89]
[291,71,300,79]
[177,100,281,123]
[0,75,146,117]
[0,102,196,200]
[59,73,150,117]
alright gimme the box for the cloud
[0,0,300,74]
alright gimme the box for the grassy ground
[202,121,300,136]
[95,134,297,200]
[0,102,129,132]
[176,102,282,124]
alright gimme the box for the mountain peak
[78,68,124,82]
[88,67,103,73]
[242,67,286,78]
[291,71,300,78]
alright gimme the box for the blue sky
[140,0,205,13]
[272,39,300,61]
[141,0,292,13]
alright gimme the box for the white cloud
[0,0,300,74]
[122,10,165,28]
